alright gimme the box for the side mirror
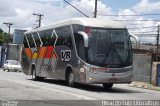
[78,31,89,48]
[130,33,140,49]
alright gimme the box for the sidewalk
[129,81,160,91]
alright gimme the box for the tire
[66,71,75,87]
[32,67,39,81]
[32,67,36,80]
[103,83,113,89]
[32,67,44,81]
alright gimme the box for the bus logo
[61,50,71,61]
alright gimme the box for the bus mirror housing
[130,33,140,49]
[77,31,89,48]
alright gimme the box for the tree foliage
[0,28,12,45]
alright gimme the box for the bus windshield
[87,28,132,68]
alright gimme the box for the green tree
[0,28,4,45]
[0,28,3,33]
[0,28,13,45]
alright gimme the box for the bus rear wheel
[32,67,37,80]
[32,67,44,81]
[103,83,113,89]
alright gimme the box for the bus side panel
[35,46,58,78]
[22,47,36,75]
[22,48,31,75]
[35,47,50,78]
[54,46,74,80]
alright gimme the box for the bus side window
[27,34,35,48]
[72,24,84,33]
[33,32,41,47]
[39,30,53,46]
[74,33,86,60]
[49,32,56,46]
[23,35,29,48]
[55,26,73,49]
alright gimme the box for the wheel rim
[32,69,36,79]
[69,72,74,85]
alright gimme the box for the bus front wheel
[103,83,113,89]
[66,70,75,87]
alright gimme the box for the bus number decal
[61,50,71,62]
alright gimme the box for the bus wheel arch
[65,66,75,87]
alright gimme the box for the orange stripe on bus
[39,47,46,58]
[25,48,32,59]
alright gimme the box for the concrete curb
[129,81,160,91]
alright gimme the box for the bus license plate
[109,78,117,82]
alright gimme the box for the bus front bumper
[85,70,133,84]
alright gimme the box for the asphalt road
[0,69,160,106]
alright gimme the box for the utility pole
[3,22,13,35]
[33,13,44,28]
[156,25,160,61]
[94,0,98,18]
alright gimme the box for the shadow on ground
[28,78,143,94]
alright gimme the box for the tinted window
[23,35,29,48]
[55,26,72,48]
[49,30,56,46]
[74,33,86,60]
[39,29,53,46]
[72,24,84,33]
[33,32,41,47]
[110,30,132,65]
[87,28,132,68]
[26,34,35,48]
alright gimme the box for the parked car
[3,60,22,72]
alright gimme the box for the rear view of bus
[74,19,133,89]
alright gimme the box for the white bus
[22,18,133,89]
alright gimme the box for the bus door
[74,32,88,83]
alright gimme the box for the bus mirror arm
[77,31,89,48]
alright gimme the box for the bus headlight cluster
[83,65,90,72]
[90,69,97,73]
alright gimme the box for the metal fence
[133,54,152,83]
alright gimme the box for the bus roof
[25,18,126,34]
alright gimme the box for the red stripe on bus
[45,46,54,58]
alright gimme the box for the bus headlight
[90,68,97,73]
[83,65,90,72]
[80,67,85,73]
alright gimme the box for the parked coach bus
[22,18,133,89]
